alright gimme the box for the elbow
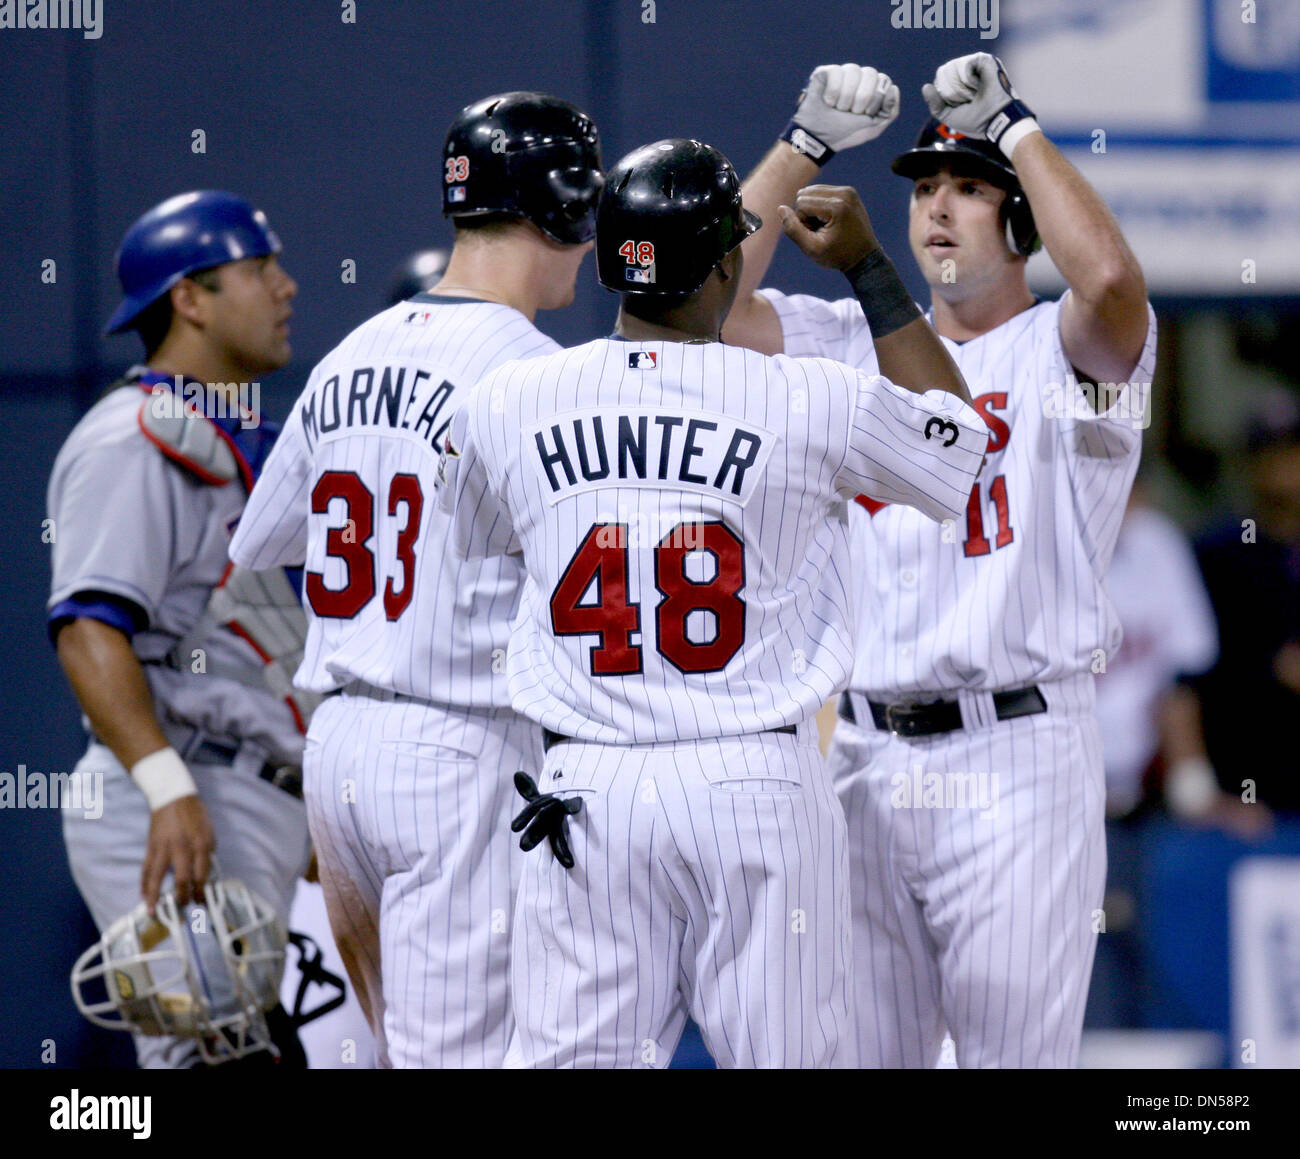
[1089,253,1146,313]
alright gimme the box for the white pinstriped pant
[303,690,540,1069]
[505,725,856,1069]
[827,674,1107,1068]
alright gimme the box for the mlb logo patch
[626,265,654,285]
[449,186,467,203]
[628,351,657,369]
[405,311,433,325]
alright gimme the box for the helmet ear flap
[1001,187,1041,257]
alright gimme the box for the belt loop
[956,689,993,731]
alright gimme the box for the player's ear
[169,271,218,327]
[717,246,742,282]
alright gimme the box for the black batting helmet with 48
[595,138,761,296]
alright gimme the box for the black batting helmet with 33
[441,92,603,245]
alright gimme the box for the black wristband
[844,248,921,338]
[780,120,834,166]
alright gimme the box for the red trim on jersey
[285,697,307,736]
[225,619,273,663]
[225,620,310,735]
[855,495,889,516]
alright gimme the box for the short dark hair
[452,212,524,237]
[622,290,694,321]
[135,266,223,359]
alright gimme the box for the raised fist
[789,63,901,163]
[921,52,1040,159]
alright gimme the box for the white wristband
[1166,756,1219,818]
[997,116,1042,161]
[130,747,198,813]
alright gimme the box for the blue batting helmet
[105,190,282,335]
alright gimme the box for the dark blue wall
[0,1,992,1066]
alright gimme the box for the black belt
[91,731,302,799]
[189,739,301,797]
[837,686,1046,738]
[542,723,797,753]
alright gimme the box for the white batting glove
[783,63,901,165]
[921,52,1041,160]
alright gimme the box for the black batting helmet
[441,92,603,245]
[595,138,761,295]
[891,119,1041,257]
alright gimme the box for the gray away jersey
[437,337,986,744]
[47,387,304,763]
[762,288,1157,695]
[229,298,557,705]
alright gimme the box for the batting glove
[782,63,901,166]
[921,52,1041,160]
[511,772,583,869]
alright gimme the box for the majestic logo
[628,352,657,369]
[404,311,434,325]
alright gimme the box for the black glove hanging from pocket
[511,772,583,869]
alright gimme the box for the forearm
[57,618,170,769]
[1159,683,1210,765]
[1009,133,1144,311]
[736,142,821,302]
[845,251,971,405]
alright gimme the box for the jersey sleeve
[834,366,987,523]
[435,391,520,560]
[228,400,313,569]
[760,288,865,363]
[1057,296,1157,463]
[47,438,180,626]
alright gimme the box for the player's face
[908,167,1015,291]
[197,255,298,375]
[539,238,595,310]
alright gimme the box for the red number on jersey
[550,524,642,675]
[551,521,747,677]
[383,473,424,621]
[962,474,1014,558]
[654,522,745,674]
[306,472,425,620]
[306,472,376,618]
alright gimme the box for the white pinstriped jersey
[762,287,1157,695]
[229,297,557,705]
[437,337,986,744]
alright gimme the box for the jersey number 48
[551,521,745,676]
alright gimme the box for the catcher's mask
[70,876,288,1064]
